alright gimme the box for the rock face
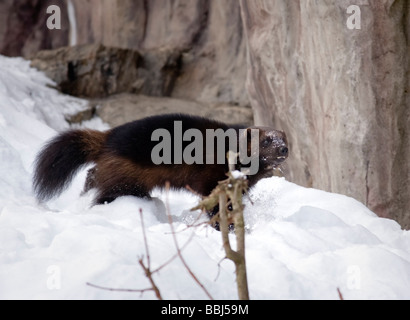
[0,0,69,56]
[30,44,141,98]
[29,43,253,126]
[68,0,248,106]
[240,0,410,228]
[92,93,253,128]
[30,44,184,98]
[23,0,251,126]
[1,0,248,107]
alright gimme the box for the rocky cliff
[240,0,410,227]
[0,0,248,107]
[68,0,248,106]
[0,0,68,56]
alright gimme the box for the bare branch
[151,231,196,274]
[219,193,241,262]
[86,282,154,295]
[139,208,150,269]
[137,208,163,300]
[138,258,162,300]
[165,182,214,300]
[194,171,250,300]
[337,287,344,300]
[89,208,163,299]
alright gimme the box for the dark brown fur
[33,114,288,206]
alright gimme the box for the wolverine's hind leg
[88,156,152,205]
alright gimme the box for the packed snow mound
[1,55,410,300]
[0,55,92,132]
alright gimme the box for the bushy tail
[33,129,107,201]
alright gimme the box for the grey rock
[1,0,248,107]
[0,0,69,57]
[92,93,253,128]
[30,44,141,98]
[240,0,410,228]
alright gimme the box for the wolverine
[33,114,288,208]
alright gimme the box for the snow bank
[1,55,410,300]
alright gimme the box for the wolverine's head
[243,126,288,175]
[257,127,288,170]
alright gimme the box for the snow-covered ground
[1,55,410,300]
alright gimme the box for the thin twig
[185,184,204,199]
[164,182,214,300]
[86,282,154,295]
[138,208,163,300]
[164,210,209,234]
[214,257,227,282]
[138,258,162,300]
[88,208,163,299]
[151,231,196,274]
[139,208,150,269]
[337,287,344,300]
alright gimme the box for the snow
[1,55,410,300]
[230,170,246,179]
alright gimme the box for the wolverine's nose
[279,146,288,157]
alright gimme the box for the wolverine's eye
[262,138,272,147]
